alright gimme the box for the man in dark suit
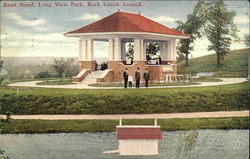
[123,68,128,88]
[143,68,150,88]
[159,56,162,65]
[135,67,140,88]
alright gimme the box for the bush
[36,71,51,78]
[0,117,248,134]
[0,83,249,115]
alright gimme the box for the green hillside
[177,48,249,77]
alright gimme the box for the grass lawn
[36,79,75,85]
[2,77,71,85]
[0,82,249,115]
[0,117,248,134]
[89,82,199,87]
[177,48,249,77]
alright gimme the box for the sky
[0,0,249,58]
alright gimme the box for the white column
[114,37,121,61]
[143,41,147,61]
[80,38,87,61]
[79,39,82,60]
[173,40,177,61]
[108,38,114,61]
[134,38,141,61]
[87,39,93,61]
[140,39,145,61]
[166,41,174,61]
[163,41,168,61]
[160,41,167,61]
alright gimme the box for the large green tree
[0,61,8,86]
[52,58,74,78]
[176,51,185,63]
[146,42,160,61]
[175,0,208,65]
[205,0,239,66]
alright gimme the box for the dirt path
[0,110,248,120]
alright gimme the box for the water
[0,130,249,159]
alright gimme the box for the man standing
[94,60,98,71]
[143,68,150,88]
[135,67,140,88]
[159,56,162,65]
[128,75,133,88]
[123,68,128,88]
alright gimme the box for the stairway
[81,71,104,84]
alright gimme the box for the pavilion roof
[65,11,189,37]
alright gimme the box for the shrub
[0,83,249,115]
[36,71,51,78]
[0,117,248,134]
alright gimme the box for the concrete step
[81,71,104,84]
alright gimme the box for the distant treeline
[2,57,78,79]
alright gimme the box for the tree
[0,60,5,86]
[175,0,208,65]
[177,51,185,63]
[205,0,239,66]
[36,71,51,78]
[52,58,74,79]
[244,35,250,48]
[0,60,3,71]
[146,42,160,61]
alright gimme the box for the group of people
[100,62,108,70]
[123,67,150,88]
[146,56,162,65]
[94,61,108,71]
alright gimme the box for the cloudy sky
[1,1,249,58]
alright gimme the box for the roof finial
[139,11,141,15]
[118,9,120,12]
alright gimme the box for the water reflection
[0,130,249,159]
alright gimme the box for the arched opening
[145,41,161,65]
[93,40,108,71]
[124,42,134,65]
[121,38,134,65]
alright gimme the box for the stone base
[172,61,177,74]
[79,61,95,71]
[96,69,113,83]
[108,61,148,82]
[147,65,164,81]
[105,61,176,82]
[75,61,177,83]
[161,61,172,65]
[72,69,91,82]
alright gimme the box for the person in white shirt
[128,75,133,88]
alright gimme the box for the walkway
[8,78,248,89]
[0,110,248,120]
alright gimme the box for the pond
[0,129,249,159]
